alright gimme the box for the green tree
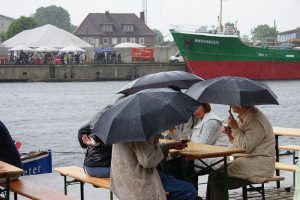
[251,24,278,40]
[6,16,37,39]
[33,5,72,32]
[0,32,6,42]
[153,29,164,45]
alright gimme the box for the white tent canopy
[59,45,86,53]
[114,42,145,48]
[34,45,59,52]
[8,45,35,52]
[1,24,92,48]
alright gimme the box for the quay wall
[0,63,186,81]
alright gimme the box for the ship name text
[194,39,219,45]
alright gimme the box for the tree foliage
[153,29,164,44]
[6,16,37,39]
[33,5,72,32]
[251,24,278,39]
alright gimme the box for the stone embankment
[0,63,186,82]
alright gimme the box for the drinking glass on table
[180,132,190,145]
[221,118,233,141]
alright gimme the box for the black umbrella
[117,71,203,95]
[91,88,200,144]
[185,76,279,106]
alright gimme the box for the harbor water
[0,80,299,199]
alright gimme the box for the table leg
[64,175,67,195]
[5,177,9,200]
[275,135,280,188]
[223,156,229,200]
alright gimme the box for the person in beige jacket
[206,106,276,200]
[110,136,198,200]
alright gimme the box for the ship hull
[188,60,300,80]
[171,30,300,80]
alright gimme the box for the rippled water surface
[1,80,300,167]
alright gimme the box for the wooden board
[54,166,110,189]
[273,127,300,137]
[170,143,245,160]
[279,145,300,151]
[0,161,23,178]
[275,162,297,172]
[2,179,76,200]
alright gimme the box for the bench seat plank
[263,176,285,183]
[2,179,75,200]
[54,166,110,189]
[275,162,297,172]
[279,145,300,151]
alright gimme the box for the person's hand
[222,127,234,141]
[82,134,93,146]
[228,115,238,130]
[169,141,188,150]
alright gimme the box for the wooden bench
[1,178,75,200]
[275,162,297,172]
[273,126,300,187]
[242,176,285,200]
[54,166,112,200]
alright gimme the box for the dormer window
[101,24,113,32]
[123,24,134,32]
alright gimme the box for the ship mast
[219,0,223,33]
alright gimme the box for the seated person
[191,103,228,173]
[110,136,198,200]
[78,105,112,178]
[159,103,228,194]
[206,106,276,200]
[0,120,22,183]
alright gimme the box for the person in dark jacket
[0,120,22,169]
[0,120,22,183]
[78,106,113,178]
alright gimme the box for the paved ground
[229,187,294,200]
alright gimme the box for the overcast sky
[2,0,299,40]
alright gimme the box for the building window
[139,38,144,44]
[87,37,94,45]
[130,38,135,43]
[112,38,118,45]
[103,38,109,45]
[102,24,113,32]
[123,24,134,32]
[121,38,126,43]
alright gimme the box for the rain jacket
[110,138,167,200]
[229,107,276,183]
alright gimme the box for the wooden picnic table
[273,126,300,137]
[0,161,23,200]
[170,142,245,160]
[169,142,245,200]
[273,126,300,187]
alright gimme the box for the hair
[200,103,211,113]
